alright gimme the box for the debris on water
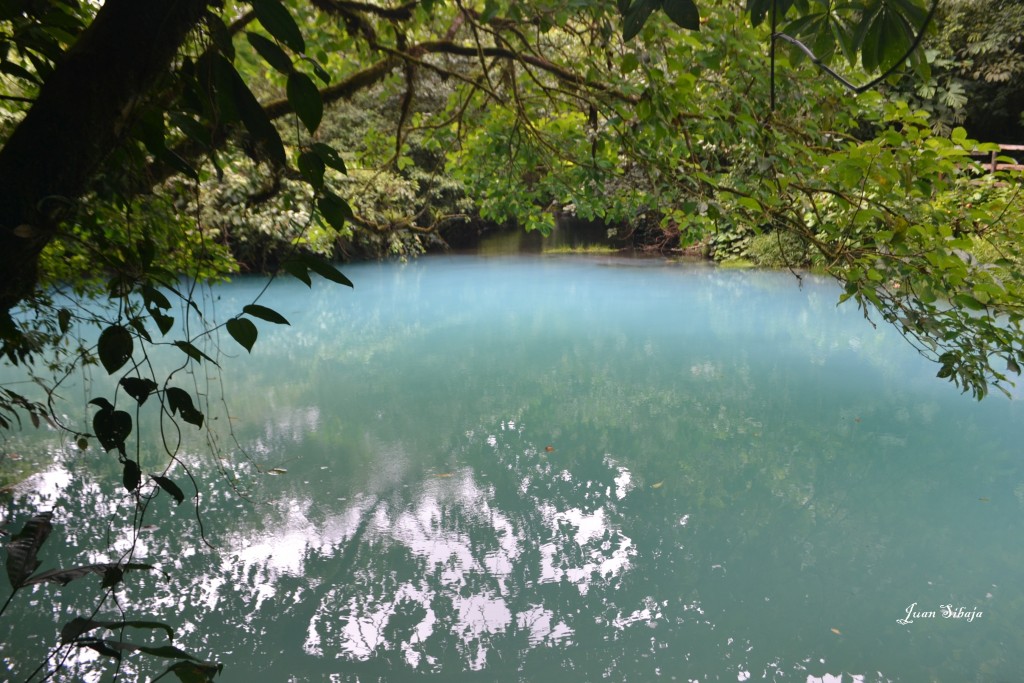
[830,628,842,635]
[651,481,664,489]
[545,445,555,452]
[434,472,453,478]
[268,467,287,475]
[979,497,990,502]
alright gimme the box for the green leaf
[746,0,771,27]
[120,377,158,406]
[317,192,354,231]
[98,325,133,375]
[243,304,290,325]
[226,317,258,353]
[287,70,323,134]
[123,459,142,492]
[250,0,305,53]
[623,0,658,40]
[158,660,224,683]
[302,253,354,287]
[152,476,186,505]
[246,31,293,74]
[661,0,700,30]
[298,150,326,189]
[5,512,53,589]
[165,387,205,429]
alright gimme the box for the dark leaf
[123,459,142,492]
[302,253,354,287]
[243,305,289,325]
[250,0,305,53]
[297,150,326,189]
[77,638,200,662]
[287,70,323,133]
[211,54,286,167]
[623,0,658,40]
[165,387,205,429]
[661,0,700,30]
[281,258,312,287]
[746,0,771,26]
[5,512,53,589]
[24,562,156,587]
[226,317,258,353]
[102,565,124,589]
[97,325,133,375]
[58,308,72,335]
[246,31,293,74]
[158,660,224,683]
[311,142,347,174]
[172,341,217,366]
[152,476,186,505]
[120,377,158,406]
[152,311,175,336]
[93,408,132,452]
[142,285,172,310]
[317,192,354,231]
[61,617,174,645]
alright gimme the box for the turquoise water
[3,255,1024,681]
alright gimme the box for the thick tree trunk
[0,0,209,319]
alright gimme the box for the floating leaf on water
[830,627,842,635]
[978,497,990,502]
[434,472,453,478]
[544,445,555,452]
[268,467,288,475]
[651,481,664,489]
[854,417,862,423]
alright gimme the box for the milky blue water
[3,255,1023,682]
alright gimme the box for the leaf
[5,512,53,589]
[302,253,354,287]
[287,70,323,134]
[158,660,224,683]
[226,317,258,353]
[76,638,201,662]
[250,0,305,53]
[123,459,142,492]
[152,476,186,505]
[92,407,132,452]
[661,0,700,30]
[281,258,312,287]
[172,341,218,365]
[317,192,354,231]
[61,617,174,645]
[58,308,72,335]
[623,0,658,41]
[243,304,289,325]
[165,387,205,429]
[246,31,293,74]
[297,150,326,189]
[120,377,158,406]
[97,325,133,375]
[311,142,347,174]
[211,54,286,167]
[24,562,156,587]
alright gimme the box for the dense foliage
[1,0,1024,679]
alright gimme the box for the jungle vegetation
[1,0,1023,679]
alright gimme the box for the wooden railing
[983,144,1024,173]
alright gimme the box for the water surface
[3,255,1023,682]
